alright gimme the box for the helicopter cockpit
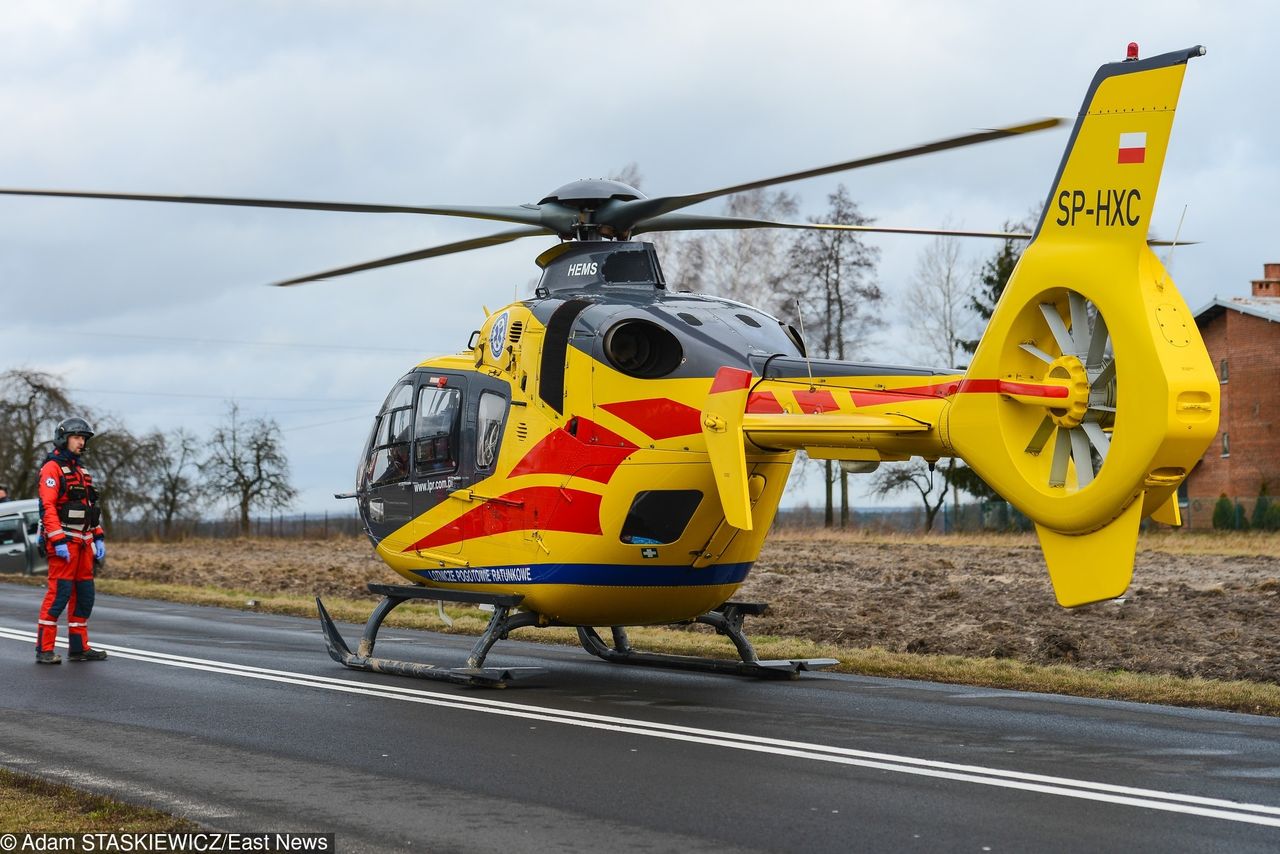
[358,368,510,542]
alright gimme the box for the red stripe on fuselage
[404,486,603,551]
[509,418,637,483]
[848,378,1068,407]
[709,367,753,395]
[600,398,703,440]
[792,389,840,413]
[746,391,784,413]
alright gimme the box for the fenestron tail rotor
[1012,290,1116,491]
[947,46,1216,608]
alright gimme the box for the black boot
[68,649,107,662]
[36,650,62,665]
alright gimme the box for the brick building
[1181,263,1280,528]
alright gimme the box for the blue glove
[94,540,105,561]
[53,543,70,561]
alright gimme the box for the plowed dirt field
[107,531,1280,683]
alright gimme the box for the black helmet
[55,417,95,448]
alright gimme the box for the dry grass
[770,526,1280,558]
[0,768,196,833]
[9,571,1275,717]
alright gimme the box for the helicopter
[1,44,1217,687]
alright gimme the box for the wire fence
[773,501,1032,534]
[111,510,365,541]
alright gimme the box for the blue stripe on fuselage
[411,562,752,587]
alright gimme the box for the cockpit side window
[475,391,507,471]
[414,385,461,476]
[363,381,415,488]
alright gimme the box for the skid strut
[316,583,548,687]
[576,602,838,679]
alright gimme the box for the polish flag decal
[1117,131,1146,164]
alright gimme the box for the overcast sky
[2,1,1276,516]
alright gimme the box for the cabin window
[603,250,654,284]
[0,518,23,547]
[363,382,415,487]
[476,391,507,471]
[620,490,703,545]
[414,385,461,476]
[735,313,762,328]
[783,323,807,357]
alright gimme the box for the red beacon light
[429,376,448,388]
[1125,42,1139,61]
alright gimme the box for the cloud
[1,1,1274,514]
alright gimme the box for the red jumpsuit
[36,448,104,656]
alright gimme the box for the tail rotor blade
[1025,416,1056,455]
[1092,358,1116,391]
[1020,342,1056,364]
[1087,311,1110,369]
[1039,303,1074,356]
[1049,428,1071,488]
[1081,420,1112,459]
[1070,428,1095,488]
[1068,292,1090,356]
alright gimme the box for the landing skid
[577,602,838,679]
[318,587,836,686]
[316,583,548,687]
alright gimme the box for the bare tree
[0,369,75,499]
[89,420,160,532]
[869,460,949,533]
[658,188,800,311]
[778,185,882,528]
[203,404,296,535]
[898,233,975,527]
[903,232,974,368]
[146,428,205,538]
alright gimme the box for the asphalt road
[0,581,1277,853]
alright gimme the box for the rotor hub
[1044,354,1091,429]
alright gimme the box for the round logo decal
[45,477,56,488]
[488,311,510,360]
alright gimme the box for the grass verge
[0,768,196,833]
[7,574,1277,717]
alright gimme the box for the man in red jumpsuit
[36,417,108,664]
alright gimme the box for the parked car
[0,499,48,576]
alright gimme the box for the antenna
[1163,204,1188,267]
[794,299,815,392]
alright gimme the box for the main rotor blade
[633,212,1028,240]
[603,118,1064,231]
[0,187,553,228]
[272,226,553,287]
[633,213,1194,247]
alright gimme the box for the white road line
[2,626,1277,828]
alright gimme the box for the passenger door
[409,375,466,553]
[0,517,27,574]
